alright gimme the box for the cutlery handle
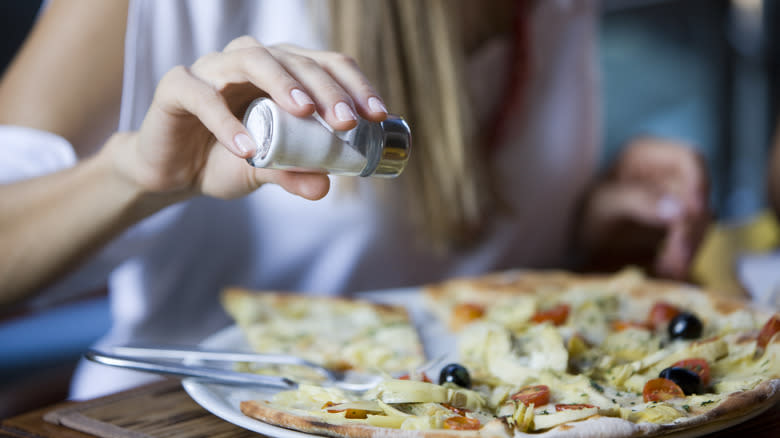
[106,345,335,379]
[85,349,298,389]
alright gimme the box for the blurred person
[0,0,708,399]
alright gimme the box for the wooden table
[1,380,778,438]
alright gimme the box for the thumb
[262,170,331,200]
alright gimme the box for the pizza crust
[240,400,494,438]
[650,379,780,436]
[242,378,779,438]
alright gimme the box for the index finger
[271,44,389,123]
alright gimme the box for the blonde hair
[328,0,515,249]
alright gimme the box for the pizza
[226,269,780,437]
[220,288,425,375]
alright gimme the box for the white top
[0,0,600,399]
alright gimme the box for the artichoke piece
[567,335,589,358]
[497,402,515,418]
[512,401,535,432]
[447,387,487,411]
[400,416,441,430]
[367,415,406,428]
[649,338,728,376]
[458,322,513,373]
[377,379,449,404]
[569,301,613,346]
[532,406,599,430]
[485,295,537,331]
[488,385,514,409]
[689,338,729,361]
[486,324,569,383]
[713,376,764,393]
[623,374,649,394]
[629,403,682,424]
[376,400,413,417]
[602,363,634,388]
[273,383,348,409]
[760,335,780,376]
[601,329,659,361]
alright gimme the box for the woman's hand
[108,36,389,202]
[578,137,711,280]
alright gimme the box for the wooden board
[41,380,256,438]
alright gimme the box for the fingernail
[657,195,682,221]
[291,88,313,107]
[334,101,357,122]
[367,96,387,114]
[233,133,256,155]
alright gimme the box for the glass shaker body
[242,98,411,177]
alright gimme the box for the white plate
[182,287,456,437]
[182,287,776,438]
[182,324,311,438]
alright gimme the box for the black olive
[439,363,471,388]
[668,312,703,340]
[659,366,703,395]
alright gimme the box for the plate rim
[182,324,317,438]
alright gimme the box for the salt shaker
[242,98,411,177]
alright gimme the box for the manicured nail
[334,102,357,122]
[233,133,256,155]
[291,88,313,107]
[657,195,682,221]
[367,96,387,114]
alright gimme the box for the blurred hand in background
[579,137,711,280]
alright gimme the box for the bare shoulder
[0,0,129,154]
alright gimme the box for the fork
[85,346,448,393]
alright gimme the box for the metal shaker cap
[374,115,412,177]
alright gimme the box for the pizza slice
[220,288,425,374]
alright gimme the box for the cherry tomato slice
[531,304,570,326]
[643,378,685,402]
[443,416,481,430]
[648,302,681,328]
[671,358,711,386]
[343,409,369,419]
[612,320,652,332]
[555,403,596,411]
[322,402,371,418]
[511,384,551,406]
[441,403,470,416]
[452,302,486,327]
[757,314,780,349]
[398,372,432,383]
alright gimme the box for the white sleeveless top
[60,0,600,398]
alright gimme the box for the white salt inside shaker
[243,98,410,177]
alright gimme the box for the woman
[0,0,708,398]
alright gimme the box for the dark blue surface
[0,297,111,382]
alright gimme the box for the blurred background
[1,0,779,419]
[601,0,780,306]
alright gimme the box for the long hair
[328,0,516,249]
